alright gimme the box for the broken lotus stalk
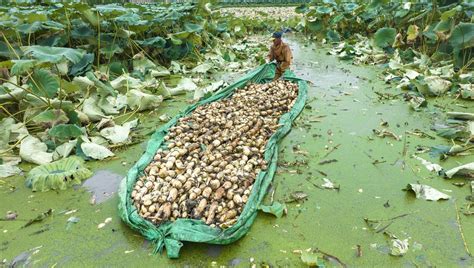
[132,80,298,228]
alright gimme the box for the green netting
[118,62,308,258]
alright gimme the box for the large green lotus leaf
[68,53,94,77]
[163,10,181,21]
[137,36,166,48]
[115,13,147,26]
[449,23,474,50]
[422,22,438,41]
[316,6,333,14]
[330,14,345,25]
[216,23,227,32]
[373,27,397,48]
[23,13,48,23]
[11,59,36,76]
[434,19,453,33]
[28,69,59,98]
[306,19,324,33]
[37,34,68,47]
[394,8,410,19]
[164,43,190,60]
[23,46,85,64]
[440,5,462,21]
[75,4,99,27]
[172,31,191,40]
[326,30,341,42]
[32,109,69,128]
[430,51,451,62]
[169,35,183,45]
[453,48,473,68]
[25,156,92,192]
[368,0,390,9]
[22,94,74,112]
[96,4,129,16]
[109,61,127,77]
[19,135,53,165]
[16,21,42,34]
[100,44,123,59]
[48,124,83,140]
[343,3,359,12]
[41,20,65,31]
[71,24,95,39]
[184,22,203,33]
[85,71,116,97]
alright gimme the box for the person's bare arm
[267,46,275,61]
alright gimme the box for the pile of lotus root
[132,80,298,228]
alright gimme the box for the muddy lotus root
[132,80,298,229]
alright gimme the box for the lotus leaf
[23,46,85,64]
[53,140,77,160]
[48,124,83,140]
[449,23,474,51]
[373,27,396,48]
[25,156,92,192]
[69,53,94,77]
[19,136,53,165]
[405,183,451,201]
[32,109,69,128]
[406,25,419,42]
[11,60,36,75]
[81,142,114,160]
[0,118,14,150]
[0,156,21,178]
[126,89,163,112]
[28,69,59,98]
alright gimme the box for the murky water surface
[81,170,123,204]
[0,36,472,267]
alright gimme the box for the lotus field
[0,1,473,267]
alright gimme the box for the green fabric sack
[118,63,308,258]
